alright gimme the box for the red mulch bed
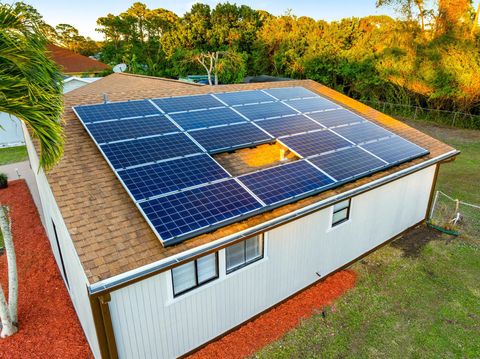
[189,270,356,359]
[0,180,92,359]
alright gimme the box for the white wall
[0,113,24,147]
[22,126,101,358]
[109,165,436,359]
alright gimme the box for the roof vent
[102,93,109,104]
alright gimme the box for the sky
[15,0,397,40]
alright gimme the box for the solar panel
[215,90,274,106]
[309,147,386,181]
[332,122,392,144]
[254,114,323,138]
[153,95,224,113]
[118,154,229,201]
[100,133,202,169]
[285,97,339,114]
[85,115,179,144]
[280,130,353,157]
[239,160,335,205]
[264,87,318,100]
[234,101,298,120]
[360,136,429,164]
[169,107,246,130]
[140,179,263,242]
[307,109,364,128]
[74,100,160,123]
[188,123,272,153]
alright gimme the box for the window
[171,252,218,296]
[226,235,264,273]
[332,199,351,227]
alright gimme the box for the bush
[0,173,7,189]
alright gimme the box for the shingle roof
[46,73,455,283]
[47,44,110,74]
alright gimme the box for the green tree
[0,3,64,170]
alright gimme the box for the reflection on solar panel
[234,101,298,120]
[215,90,274,106]
[332,122,392,144]
[361,136,429,164]
[140,179,263,241]
[307,109,363,128]
[74,100,160,123]
[169,107,246,130]
[264,87,318,100]
[239,160,334,205]
[73,85,430,246]
[101,133,202,169]
[118,154,229,201]
[153,94,224,113]
[280,130,352,157]
[255,114,323,138]
[188,123,272,153]
[285,97,339,113]
[85,115,179,143]
[309,147,386,181]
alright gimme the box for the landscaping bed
[0,180,92,358]
[189,270,356,359]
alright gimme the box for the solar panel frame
[233,101,298,121]
[284,97,340,114]
[118,154,230,201]
[139,179,264,243]
[168,107,247,130]
[239,160,335,206]
[308,147,387,181]
[74,100,160,123]
[214,90,275,106]
[254,114,323,138]
[360,136,430,164]
[279,130,353,158]
[84,115,179,144]
[100,133,203,169]
[187,123,273,153]
[152,94,225,113]
[263,87,318,100]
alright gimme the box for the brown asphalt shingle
[47,44,110,74]
[44,73,455,283]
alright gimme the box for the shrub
[0,173,7,189]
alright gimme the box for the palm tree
[0,3,64,338]
[0,2,64,171]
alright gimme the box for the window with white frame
[332,199,351,227]
[226,235,264,273]
[171,252,218,296]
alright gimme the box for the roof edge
[88,149,459,296]
[117,72,205,86]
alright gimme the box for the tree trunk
[0,206,17,326]
[214,51,219,86]
[0,283,16,338]
[472,3,480,37]
[418,4,425,31]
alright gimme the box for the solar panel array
[73,86,429,245]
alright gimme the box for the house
[22,73,458,358]
[46,44,110,76]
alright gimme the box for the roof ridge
[117,72,204,87]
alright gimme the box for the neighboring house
[0,77,100,147]
[22,73,458,359]
[46,44,110,76]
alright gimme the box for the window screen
[332,199,351,226]
[226,235,264,273]
[172,252,218,296]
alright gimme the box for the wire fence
[429,191,480,238]
[362,100,480,130]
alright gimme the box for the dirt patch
[390,224,447,258]
[0,180,92,359]
[187,270,356,359]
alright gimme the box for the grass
[0,146,28,166]
[255,121,480,358]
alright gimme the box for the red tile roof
[46,44,110,74]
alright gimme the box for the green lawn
[256,121,480,358]
[0,146,28,166]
